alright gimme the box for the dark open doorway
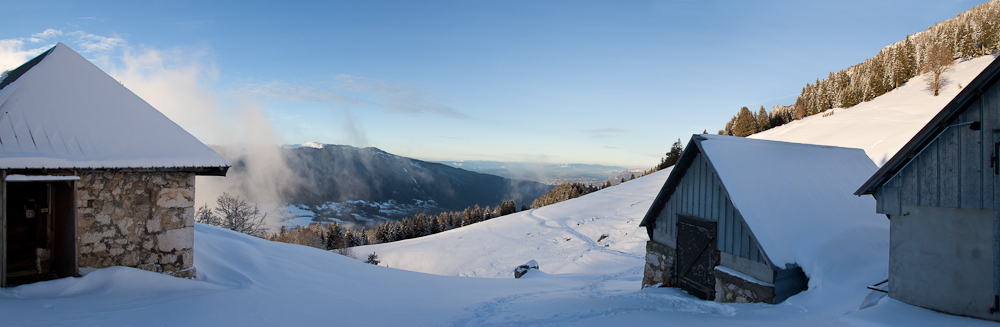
[4,180,77,286]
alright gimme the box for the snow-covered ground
[0,170,990,326]
[752,55,997,165]
[1,56,997,326]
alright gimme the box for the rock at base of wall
[642,241,676,287]
[166,267,197,279]
[713,267,775,304]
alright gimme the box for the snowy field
[1,56,998,326]
[0,169,991,326]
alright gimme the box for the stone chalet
[0,43,229,286]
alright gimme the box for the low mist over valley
[438,160,634,185]
[204,143,554,228]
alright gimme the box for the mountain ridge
[218,143,554,226]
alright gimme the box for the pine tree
[658,139,683,170]
[365,252,380,265]
[324,222,344,249]
[756,106,771,131]
[732,107,757,137]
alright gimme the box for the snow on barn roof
[0,43,229,174]
[644,134,885,268]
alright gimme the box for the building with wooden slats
[857,56,1000,322]
[641,134,883,303]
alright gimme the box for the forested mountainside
[438,161,630,185]
[720,1,1000,137]
[273,144,550,223]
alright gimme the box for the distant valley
[210,143,554,228]
[437,160,637,185]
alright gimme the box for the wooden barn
[640,134,884,303]
[0,43,229,286]
[856,56,1000,321]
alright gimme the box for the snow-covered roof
[0,43,229,174]
[644,134,885,267]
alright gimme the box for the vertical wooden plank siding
[900,160,919,205]
[940,127,960,208]
[918,141,939,206]
[874,183,887,214]
[710,173,717,221]
[652,152,769,264]
[875,86,999,214]
[984,89,996,210]
[725,198,734,254]
[960,100,983,208]
[696,156,704,218]
[740,220,751,258]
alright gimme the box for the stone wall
[76,170,196,278]
[642,241,676,287]
[714,267,775,304]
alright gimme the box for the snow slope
[358,168,665,279]
[0,173,987,326]
[0,56,997,325]
[752,55,997,165]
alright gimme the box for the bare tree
[922,44,954,96]
[196,192,268,236]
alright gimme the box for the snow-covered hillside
[0,170,987,326]
[753,55,997,165]
[1,56,998,326]
[357,167,666,278]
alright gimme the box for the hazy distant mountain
[438,160,634,185]
[274,144,553,225]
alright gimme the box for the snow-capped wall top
[645,134,886,268]
[0,43,229,174]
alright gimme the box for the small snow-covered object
[514,260,539,279]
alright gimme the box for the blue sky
[0,0,985,167]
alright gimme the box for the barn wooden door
[676,214,718,300]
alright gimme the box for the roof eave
[856,55,1000,196]
[639,135,706,227]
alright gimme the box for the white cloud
[29,29,63,43]
[334,74,468,119]
[68,31,126,53]
[0,39,53,72]
[244,74,468,119]
[0,28,128,72]
[242,80,373,106]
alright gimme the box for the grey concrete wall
[720,251,773,284]
[890,204,998,321]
